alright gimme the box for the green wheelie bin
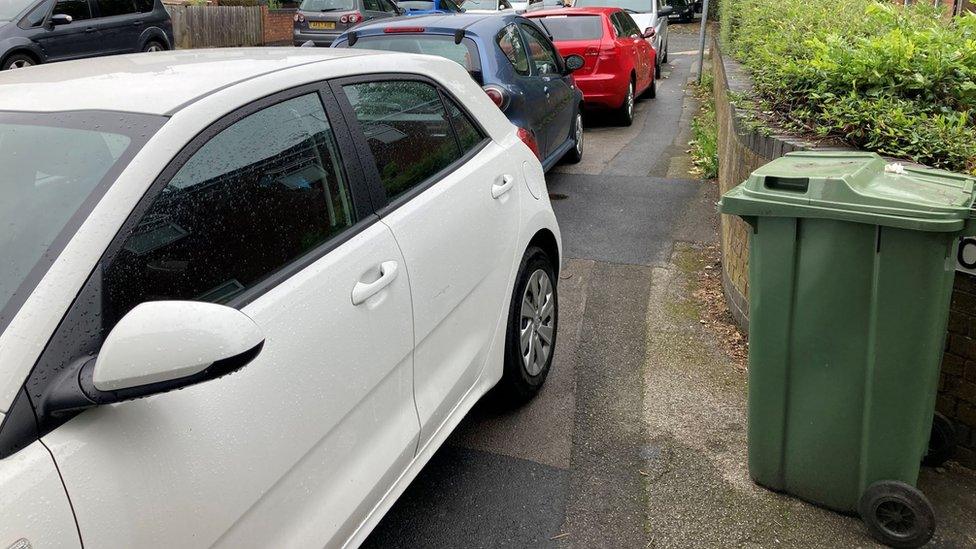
[719,151,976,548]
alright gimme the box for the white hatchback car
[0,48,561,548]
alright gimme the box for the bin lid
[719,151,976,232]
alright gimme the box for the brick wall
[939,276,976,464]
[713,37,976,468]
[263,7,295,46]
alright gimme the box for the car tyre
[497,246,558,404]
[142,40,167,53]
[859,481,935,549]
[2,53,36,70]
[618,82,635,126]
[565,110,583,164]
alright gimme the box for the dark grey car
[0,0,173,70]
[293,0,400,47]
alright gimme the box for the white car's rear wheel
[499,246,558,403]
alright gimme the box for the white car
[0,48,561,548]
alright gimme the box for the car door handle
[133,20,143,26]
[491,174,515,199]
[351,261,398,305]
[85,26,96,32]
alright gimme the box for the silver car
[293,0,401,47]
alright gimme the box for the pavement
[363,24,976,549]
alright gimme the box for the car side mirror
[41,301,264,416]
[658,5,673,16]
[643,27,655,38]
[564,54,584,72]
[49,13,73,26]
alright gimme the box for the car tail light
[340,12,363,23]
[384,26,425,33]
[294,12,305,22]
[483,85,506,110]
[517,127,540,160]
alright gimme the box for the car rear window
[299,0,355,11]
[535,15,604,41]
[342,35,481,74]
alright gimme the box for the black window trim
[98,81,377,313]
[328,72,491,218]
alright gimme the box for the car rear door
[89,0,143,53]
[495,23,548,157]
[619,12,652,91]
[519,21,574,163]
[332,75,522,449]
[40,86,420,547]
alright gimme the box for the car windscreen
[535,15,604,41]
[0,111,163,333]
[298,0,355,11]
[341,35,481,73]
[0,0,35,20]
[398,0,462,11]
[572,0,651,13]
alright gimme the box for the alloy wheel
[146,43,164,52]
[8,59,32,69]
[520,269,554,376]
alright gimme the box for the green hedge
[721,0,976,174]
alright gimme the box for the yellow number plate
[309,21,336,30]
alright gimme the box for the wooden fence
[166,5,264,49]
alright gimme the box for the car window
[102,93,354,324]
[52,0,90,20]
[519,23,560,76]
[621,12,641,36]
[444,96,485,154]
[134,0,153,12]
[18,0,52,27]
[362,0,381,11]
[534,15,604,41]
[95,0,134,16]
[379,0,397,12]
[440,0,461,12]
[342,35,482,74]
[342,80,463,200]
[609,12,625,37]
[497,24,529,76]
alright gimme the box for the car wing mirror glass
[41,301,265,416]
[643,27,655,38]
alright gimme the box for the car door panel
[0,437,81,548]
[519,23,572,161]
[383,141,521,445]
[332,76,522,448]
[37,0,102,61]
[41,88,419,548]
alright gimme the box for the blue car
[332,13,584,170]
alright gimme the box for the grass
[689,69,720,180]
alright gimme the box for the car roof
[349,12,523,35]
[0,48,373,116]
[526,6,618,16]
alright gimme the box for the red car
[526,7,656,126]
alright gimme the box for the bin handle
[764,176,809,193]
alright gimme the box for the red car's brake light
[517,127,541,160]
[384,26,426,33]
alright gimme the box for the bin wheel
[922,412,956,468]
[859,481,935,549]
